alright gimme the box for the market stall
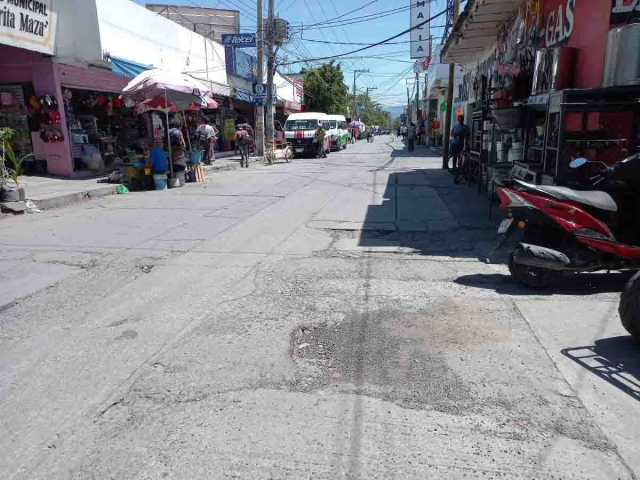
[121,69,213,189]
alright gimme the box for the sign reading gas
[544,0,576,48]
[221,33,257,48]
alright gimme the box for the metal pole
[165,89,173,176]
[407,87,410,126]
[255,0,265,157]
[204,37,209,80]
[265,0,275,154]
[424,72,428,142]
[415,71,419,124]
[353,71,357,117]
[443,0,460,169]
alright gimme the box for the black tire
[453,160,466,184]
[619,271,640,342]
[508,250,558,288]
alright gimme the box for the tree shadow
[562,336,640,402]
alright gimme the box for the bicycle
[453,149,480,185]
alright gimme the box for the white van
[325,114,348,151]
[284,112,330,157]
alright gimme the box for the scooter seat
[514,180,618,212]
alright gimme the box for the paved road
[1,137,638,479]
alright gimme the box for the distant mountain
[383,105,405,118]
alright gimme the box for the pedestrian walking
[407,123,416,152]
[315,123,327,158]
[450,115,470,171]
[235,125,252,168]
[195,118,217,165]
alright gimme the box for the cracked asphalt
[1,137,639,479]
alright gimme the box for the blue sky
[133,0,446,106]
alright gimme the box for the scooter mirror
[570,157,588,169]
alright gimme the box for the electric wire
[286,8,446,65]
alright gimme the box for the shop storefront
[0,0,61,173]
[443,0,640,189]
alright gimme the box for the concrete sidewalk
[18,153,243,211]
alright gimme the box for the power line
[291,0,437,32]
[286,8,447,65]
[301,27,446,46]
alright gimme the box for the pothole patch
[289,308,473,414]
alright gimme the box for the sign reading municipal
[221,33,256,48]
[410,0,430,59]
[0,0,57,55]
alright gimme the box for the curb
[30,185,119,210]
[203,162,240,173]
[23,161,241,212]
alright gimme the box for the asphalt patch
[290,307,473,414]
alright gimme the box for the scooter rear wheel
[619,270,640,342]
[508,251,558,288]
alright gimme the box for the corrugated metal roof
[441,0,523,65]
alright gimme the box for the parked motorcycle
[494,152,640,340]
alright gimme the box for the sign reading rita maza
[0,0,57,55]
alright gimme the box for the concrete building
[144,4,240,43]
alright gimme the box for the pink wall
[0,45,73,176]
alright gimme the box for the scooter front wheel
[619,270,640,342]
[508,251,558,288]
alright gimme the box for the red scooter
[495,152,640,340]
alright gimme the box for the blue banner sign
[221,33,256,48]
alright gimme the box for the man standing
[235,125,252,168]
[450,115,469,170]
[315,123,327,158]
[407,122,416,152]
[195,118,216,165]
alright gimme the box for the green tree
[355,94,390,128]
[303,62,349,114]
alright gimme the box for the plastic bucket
[168,177,179,189]
[153,173,167,190]
[189,151,202,163]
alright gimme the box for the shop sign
[221,33,256,48]
[0,0,57,55]
[611,0,640,24]
[253,83,268,106]
[544,0,576,48]
[223,118,236,141]
[410,0,430,59]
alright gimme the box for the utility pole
[352,69,368,118]
[415,71,420,123]
[366,86,377,97]
[255,0,264,157]
[424,72,428,140]
[265,0,275,154]
[406,87,411,126]
[443,0,460,169]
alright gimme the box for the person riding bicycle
[450,115,469,171]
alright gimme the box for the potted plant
[0,127,32,203]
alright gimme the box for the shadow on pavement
[358,159,500,261]
[454,271,633,296]
[562,336,640,402]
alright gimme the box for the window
[328,120,338,129]
[285,119,319,130]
